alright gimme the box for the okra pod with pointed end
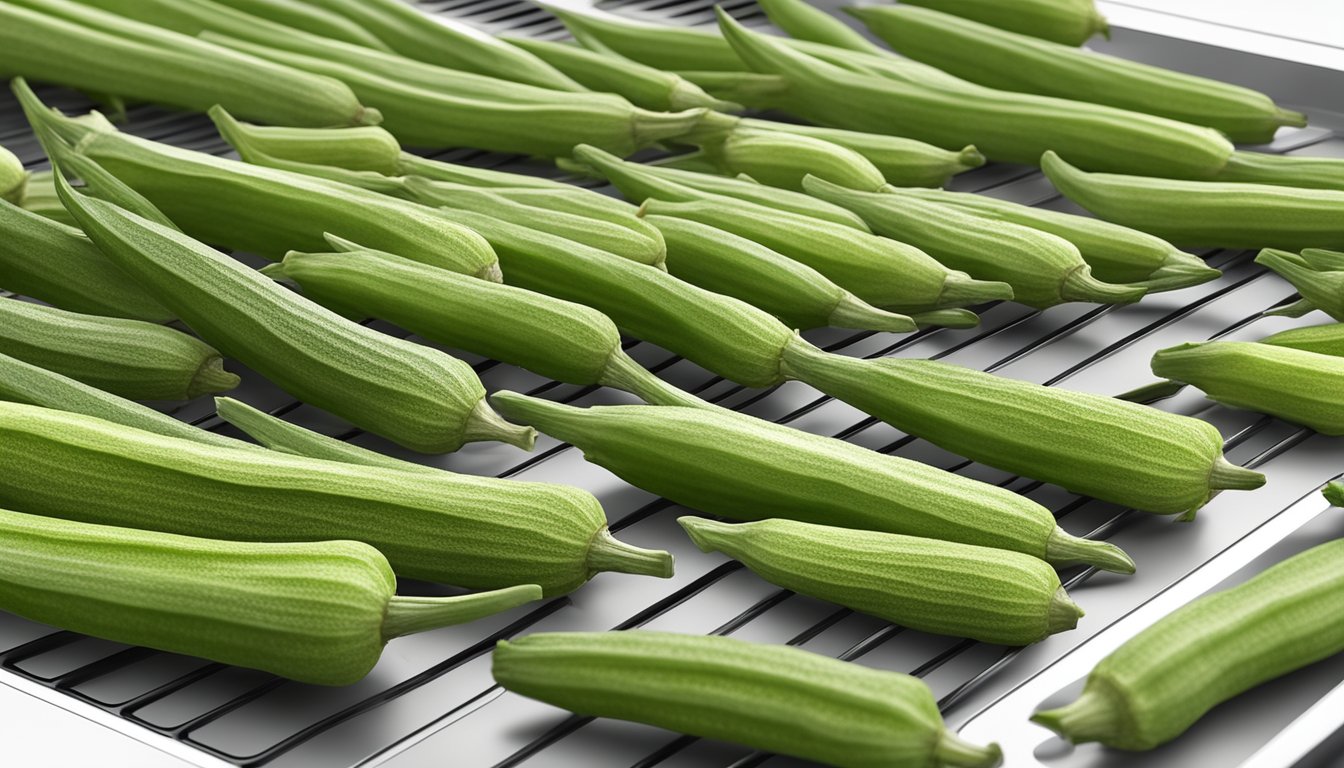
[1259,322,1344,357]
[897,186,1219,289]
[1216,151,1344,193]
[0,301,237,401]
[1,146,26,205]
[0,508,542,686]
[0,402,671,595]
[742,119,985,187]
[648,215,929,332]
[851,6,1304,145]
[493,630,1003,768]
[898,0,1107,45]
[1034,538,1344,750]
[758,0,885,53]
[1151,341,1344,435]
[1256,248,1344,321]
[215,397,432,470]
[681,517,1083,645]
[1043,151,1344,250]
[1,0,376,127]
[211,111,402,175]
[53,169,530,454]
[490,392,1135,573]
[264,242,704,408]
[780,336,1265,517]
[806,177,1145,308]
[716,10,1233,178]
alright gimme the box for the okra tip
[828,293,919,334]
[381,585,544,641]
[911,308,981,329]
[489,390,574,432]
[1208,455,1267,492]
[1031,685,1121,747]
[1275,107,1308,129]
[1044,529,1136,575]
[1323,481,1344,508]
[937,273,1015,308]
[188,356,242,399]
[1048,587,1086,636]
[353,105,384,128]
[934,730,1004,768]
[1060,266,1148,306]
[676,516,735,552]
[463,397,537,451]
[586,527,675,579]
[957,145,987,171]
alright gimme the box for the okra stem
[381,586,543,640]
[585,529,675,579]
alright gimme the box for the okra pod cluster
[491,392,1135,573]
[681,517,1084,645]
[1035,538,1344,750]
[0,402,671,595]
[899,0,1108,45]
[1151,341,1344,435]
[1257,248,1344,321]
[779,338,1265,518]
[493,631,1003,768]
[0,508,542,686]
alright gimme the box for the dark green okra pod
[1034,538,1344,750]
[805,176,1146,308]
[1151,340,1344,435]
[681,517,1084,645]
[1257,248,1344,321]
[491,392,1135,572]
[779,336,1265,518]
[493,631,1002,768]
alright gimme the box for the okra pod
[0,300,237,401]
[1216,151,1344,192]
[493,631,1003,768]
[491,392,1135,573]
[211,113,402,176]
[179,0,395,51]
[14,170,76,226]
[2,0,376,128]
[52,168,531,454]
[0,402,671,595]
[1034,538,1344,750]
[1,146,26,205]
[678,113,888,192]
[805,177,1146,308]
[214,396,430,470]
[0,509,541,686]
[1151,341,1344,435]
[1043,151,1344,250]
[264,241,703,408]
[757,0,886,54]
[682,517,1082,645]
[1259,322,1344,357]
[1257,248,1344,321]
[717,11,1234,178]
[896,186,1220,289]
[851,6,1304,145]
[779,337,1265,518]
[898,0,1108,45]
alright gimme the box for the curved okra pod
[716,10,1234,178]
[1259,322,1344,357]
[1216,151,1344,192]
[778,336,1265,518]
[1257,248,1344,320]
[0,509,543,686]
[491,392,1136,572]
[805,176,1146,309]
[52,167,531,454]
[896,186,1219,289]
[211,112,402,175]
[1,0,376,127]
[0,301,237,401]
[897,0,1108,45]
[264,241,704,408]
[494,631,1003,768]
[1034,538,1344,750]
[1043,151,1344,250]
[0,146,26,204]
[0,403,671,595]
[851,5,1304,145]
[682,517,1083,645]
[757,0,886,53]
[1151,341,1344,435]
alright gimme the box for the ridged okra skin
[852,6,1303,144]
[1257,248,1344,321]
[898,0,1108,45]
[1217,151,1344,193]
[757,0,885,53]
[805,177,1146,309]
[178,0,395,50]
[716,11,1233,179]
[1,0,375,128]
[492,392,1134,573]
[0,508,542,686]
[780,338,1264,518]
[1151,341,1344,435]
[211,112,402,175]
[0,300,237,401]
[493,631,1003,768]
[14,170,77,226]
[1259,322,1344,357]
[1034,538,1344,750]
[1043,151,1344,250]
[0,402,672,596]
[53,170,529,454]
[681,518,1083,645]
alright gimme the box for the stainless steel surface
[1,1,1342,766]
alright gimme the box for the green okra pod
[493,630,1003,768]
[757,0,886,53]
[681,517,1083,645]
[779,336,1265,518]
[0,300,237,401]
[1216,151,1344,192]
[896,186,1219,289]
[805,176,1146,309]
[491,392,1135,573]
[264,241,703,408]
[52,167,531,454]
[0,402,671,595]
[1034,538,1344,750]
[1,146,26,205]
[0,508,541,686]
[1151,340,1344,435]
[2,0,376,128]
[897,0,1108,45]
[1043,151,1344,250]
[1257,248,1344,321]
[214,396,431,470]
[212,113,402,175]
[14,170,76,226]
[851,5,1303,145]
[1259,322,1344,357]
[716,11,1234,178]
[175,0,395,51]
